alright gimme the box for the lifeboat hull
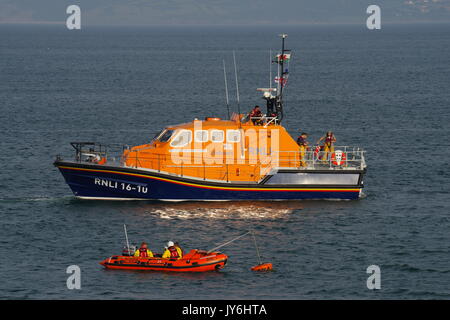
[55,161,365,201]
[100,250,228,272]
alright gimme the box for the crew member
[297,132,309,167]
[317,131,336,163]
[134,242,154,258]
[174,242,184,257]
[162,241,183,259]
[249,105,263,125]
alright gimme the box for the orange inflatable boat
[100,249,228,272]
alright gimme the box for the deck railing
[274,146,366,170]
[248,116,279,127]
[62,143,366,183]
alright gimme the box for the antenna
[124,224,131,255]
[222,60,230,119]
[269,49,272,89]
[233,51,241,117]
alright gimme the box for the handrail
[249,115,278,126]
[65,142,366,183]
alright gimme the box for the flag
[273,53,291,63]
[274,76,288,86]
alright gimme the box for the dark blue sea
[0,23,449,299]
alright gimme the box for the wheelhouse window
[210,130,224,143]
[158,130,174,143]
[150,129,165,142]
[170,130,192,147]
[226,130,240,143]
[194,130,208,143]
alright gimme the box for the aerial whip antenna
[233,51,241,118]
[269,49,272,89]
[123,224,131,256]
[233,51,245,157]
[222,60,231,119]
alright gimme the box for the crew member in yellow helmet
[162,241,183,259]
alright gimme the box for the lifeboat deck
[56,142,366,185]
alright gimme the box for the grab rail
[61,143,366,183]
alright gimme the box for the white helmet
[167,241,174,247]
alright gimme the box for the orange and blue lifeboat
[54,115,366,201]
[54,35,367,201]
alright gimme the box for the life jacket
[168,246,180,259]
[325,135,334,145]
[138,248,149,258]
[250,109,262,117]
[176,246,184,257]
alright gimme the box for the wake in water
[141,201,303,220]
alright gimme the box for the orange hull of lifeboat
[99,249,228,272]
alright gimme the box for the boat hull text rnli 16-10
[54,35,367,201]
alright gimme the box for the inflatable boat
[100,249,228,272]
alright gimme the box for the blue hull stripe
[56,164,362,200]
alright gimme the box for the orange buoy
[250,231,273,271]
[251,263,273,272]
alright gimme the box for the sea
[0,23,449,299]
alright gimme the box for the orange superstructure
[123,116,299,183]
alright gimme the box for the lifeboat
[54,34,367,201]
[100,249,228,272]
